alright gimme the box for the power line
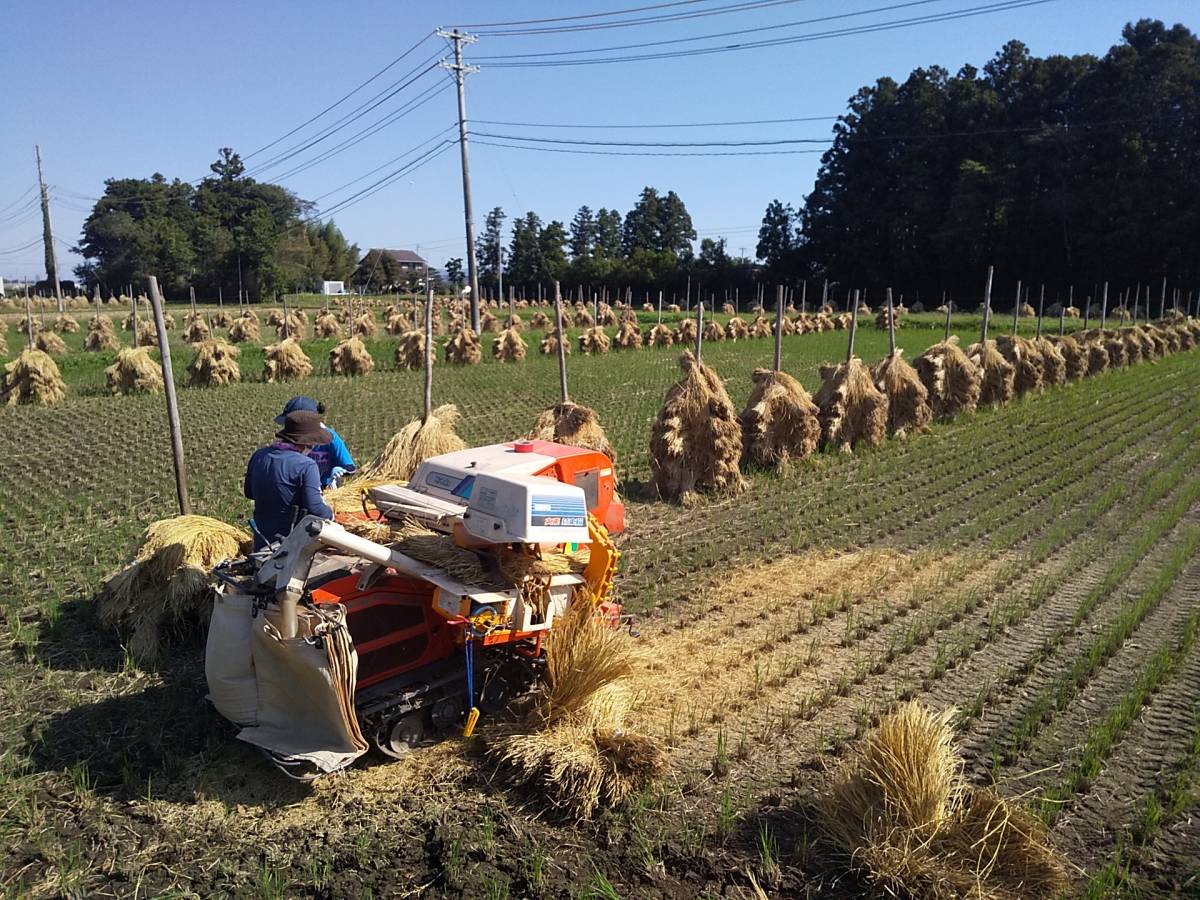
[244,30,437,161]
[472,139,826,157]
[474,129,829,147]
[309,139,458,221]
[475,0,1063,67]
[472,0,814,36]
[0,237,43,256]
[0,185,38,216]
[473,114,840,128]
[455,0,711,28]
[307,125,459,204]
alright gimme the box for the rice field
[1,304,1199,897]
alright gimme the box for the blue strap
[464,634,474,711]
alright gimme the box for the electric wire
[455,0,717,28]
[473,114,840,128]
[0,185,38,216]
[472,0,814,36]
[472,139,826,157]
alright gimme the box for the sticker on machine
[531,495,586,528]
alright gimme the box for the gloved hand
[330,466,348,485]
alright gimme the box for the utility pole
[35,145,63,313]
[439,28,482,333]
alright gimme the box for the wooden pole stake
[1011,279,1021,335]
[424,273,433,423]
[773,285,783,372]
[1100,282,1108,331]
[847,289,860,362]
[980,265,994,344]
[886,287,896,356]
[148,276,191,516]
[695,301,703,360]
[554,281,569,403]
[1036,284,1044,339]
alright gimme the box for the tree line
[75,149,358,301]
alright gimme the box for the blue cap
[275,395,318,425]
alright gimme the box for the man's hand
[330,466,348,485]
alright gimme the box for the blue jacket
[244,442,334,549]
[308,427,356,487]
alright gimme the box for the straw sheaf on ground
[183,316,212,344]
[750,316,773,338]
[492,327,528,361]
[352,312,378,338]
[872,350,933,437]
[34,329,68,355]
[648,323,673,347]
[104,346,164,395]
[530,311,551,329]
[1051,334,1087,380]
[739,368,821,467]
[814,357,889,451]
[353,404,467,483]
[315,311,342,338]
[819,702,1067,900]
[329,336,375,376]
[445,327,483,365]
[539,329,571,356]
[276,313,307,341]
[394,330,428,370]
[263,338,313,382]
[967,340,1016,406]
[914,336,981,419]
[649,350,747,504]
[529,402,616,464]
[228,315,260,343]
[2,348,67,406]
[615,319,642,349]
[488,597,665,818]
[96,516,249,666]
[995,335,1045,396]
[187,339,241,386]
[84,315,120,352]
[702,320,726,343]
[54,313,79,333]
[674,317,698,346]
[578,326,611,355]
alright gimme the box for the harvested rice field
[3,310,1200,897]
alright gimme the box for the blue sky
[1,0,1195,281]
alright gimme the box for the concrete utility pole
[439,28,482,333]
[35,145,62,313]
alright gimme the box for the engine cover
[461,471,590,545]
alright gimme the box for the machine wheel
[378,712,426,759]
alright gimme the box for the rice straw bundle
[914,337,981,420]
[642,303,654,312]
[667,303,681,313]
[352,312,378,338]
[1175,322,1196,352]
[293,307,310,325]
[814,357,889,452]
[1101,331,1128,368]
[539,329,571,356]
[265,308,285,327]
[489,597,665,818]
[820,303,835,316]
[505,312,524,333]
[871,350,932,438]
[649,350,746,504]
[445,327,483,365]
[394,330,428,370]
[702,321,725,343]
[647,323,673,347]
[240,307,260,323]
[723,302,736,315]
[614,319,642,349]
[2,348,67,406]
[104,346,164,394]
[228,315,260,343]
[135,318,158,346]
[1020,301,1037,317]
[739,368,821,467]
[97,516,250,665]
[529,402,616,463]
[1052,335,1087,381]
[674,318,697,346]
[750,316,773,338]
[874,308,901,331]
[966,341,1015,406]
[815,313,835,332]
[1120,328,1146,365]
[1064,305,1080,318]
[384,312,411,336]
[995,335,1044,396]
[354,404,467,482]
[1155,324,1182,355]
[857,302,872,315]
[1140,326,1168,359]
[492,327,528,361]
[479,310,499,333]
[597,304,618,327]
[1035,337,1066,386]
[263,337,313,382]
[315,310,342,337]
[578,326,610,355]
[54,314,79,333]
[276,313,306,341]
[329,335,375,376]
[794,313,815,334]
[530,311,551,329]
[186,339,241,386]
[834,313,853,330]
[1083,334,1109,376]
[35,329,68,355]
[212,310,233,329]
[819,702,1066,900]
[122,310,138,331]
[574,308,595,328]
[85,315,120,351]
[0,331,6,356]
[183,316,211,344]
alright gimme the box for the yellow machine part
[583,514,619,604]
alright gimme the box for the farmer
[274,395,356,487]
[244,409,335,549]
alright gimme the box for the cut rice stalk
[995,335,1044,396]
[2,348,67,406]
[355,404,468,482]
[814,357,889,451]
[647,323,673,347]
[329,336,375,376]
[739,368,820,467]
[492,327,528,362]
[445,327,483,365]
[529,402,615,465]
[263,337,313,382]
[579,326,611,355]
[186,339,241,386]
[914,336,981,420]
[966,340,1015,406]
[871,350,932,438]
[105,346,164,394]
[395,330,428,370]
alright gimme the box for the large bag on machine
[205,586,258,727]
[235,603,369,774]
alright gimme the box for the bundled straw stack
[647,323,673,347]
[597,304,618,327]
[276,313,306,341]
[995,335,1044,396]
[530,311,551,329]
[1054,335,1088,380]
[54,313,79,333]
[819,702,1066,900]
[445,327,483,365]
[263,338,313,382]
[750,316,773,338]
[354,404,467,483]
[211,310,233,329]
[539,328,571,356]
[352,312,379,338]
[871,350,932,437]
[674,318,697,346]
[914,337,981,420]
[614,319,642,349]
[492,327,528,362]
[104,346,164,394]
[479,310,498,333]
[228,314,260,343]
[187,339,241,386]
[1101,330,1128,368]
[394,330,428,370]
[35,329,68,355]
[814,358,889,451]
[578,326,611,355]
[574,308,595,328]
[967,341,1015,406]
[315,310,342,337]
[85,315,120,351]
[329,336,375,375]
[97,516,250,665]
[2,348,67,406]
[183,314,211,344]
[739,369,821,467]
[649,350,746,504]
[702,321,725,343]
[488,597,665,818]
[1035,337,1067,386]
[529,402,616,463]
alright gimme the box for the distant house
[377,249,428,273]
